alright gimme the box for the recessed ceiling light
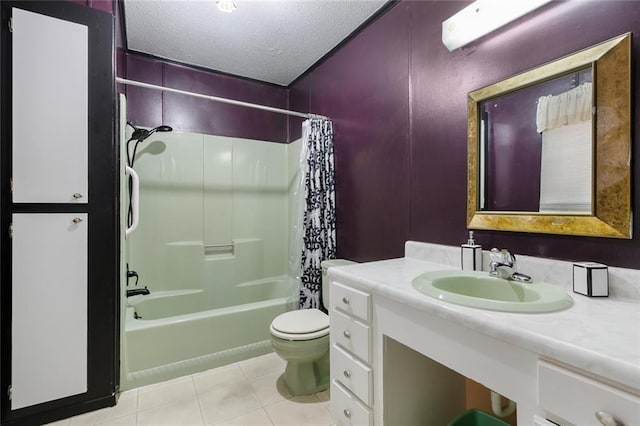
[216,0,237,13]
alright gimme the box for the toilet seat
[270,309,329,341]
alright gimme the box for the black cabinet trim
[1,394,116,426]
[0,2,119,425]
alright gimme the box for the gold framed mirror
[467,33,631,238]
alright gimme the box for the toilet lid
[271,309,329,335]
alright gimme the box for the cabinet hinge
[7,385,12,400]
[9,223,13,238]
[8,17,12,33]
[10,178,13,192]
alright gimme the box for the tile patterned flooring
[47,354,335,426]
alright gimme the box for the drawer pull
[72,218,83,224]
[342,296,350,304]
[72,192,83,199]
[343,370,351,378]
[343,330,351,339]
[343,409,351,418]
[595,411,624,426]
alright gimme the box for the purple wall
[69,0,112,13]
[292,3,412,260]
[290,0,640,268]
[122,53,289,143]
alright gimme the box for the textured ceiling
[124,0,389,86]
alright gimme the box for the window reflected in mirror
[479,67,593,214]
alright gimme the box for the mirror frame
[467,33,632,239]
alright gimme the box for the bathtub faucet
[126,287,150,297]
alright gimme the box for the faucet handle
[490,248,516,266]
[502,249,516,265]
[490,248,503,262]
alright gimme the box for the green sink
[412,270,573,313]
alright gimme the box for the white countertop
[328,255,640,394]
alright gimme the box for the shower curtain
[299,117,336,309]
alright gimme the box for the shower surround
[121,129,302,389]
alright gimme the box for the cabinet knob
[595,411,624,426]
[343,409,351,418]
[342,296,350,304]
[72,193,83,199]
[343,370,351,378]
[72,218,83,224]
[343,330,351,339]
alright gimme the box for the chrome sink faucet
[489,248,532,282]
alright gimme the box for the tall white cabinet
[1,2,118,425]
[10,7,90,410]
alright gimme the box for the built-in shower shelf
[204,243,235,258]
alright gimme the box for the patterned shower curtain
[299,117,336,309]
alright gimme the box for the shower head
[131,125,173,142]
[126,123,173,168]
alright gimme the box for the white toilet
[270,259,355,396]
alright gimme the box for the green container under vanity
[448,409,510,426]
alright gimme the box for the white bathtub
[123,276,292,388]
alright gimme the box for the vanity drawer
[331,281,370,322]
[538,360,640,425]
[331,380,372,426]
[331,308,370,363]
[331,344,372,405]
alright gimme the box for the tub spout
[126,287,150,297]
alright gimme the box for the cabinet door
[11,213,88,410]
[12,7,88,203]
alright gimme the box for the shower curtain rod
[116,77,327,120]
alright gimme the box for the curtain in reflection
[536,82,592,132]
[299,116,336,309]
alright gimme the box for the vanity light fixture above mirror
[442,0,552,51]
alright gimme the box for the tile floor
[46,353,336,426]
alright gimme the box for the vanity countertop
[328,255,640,394]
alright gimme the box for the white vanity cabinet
[330,281,373,426]
[327,251,640,426]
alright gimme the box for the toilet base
[282,350,329,395]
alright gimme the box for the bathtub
[123,276,293,388]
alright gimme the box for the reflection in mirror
[467,33,631,238]
[479,67,593,214]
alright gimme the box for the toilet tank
[321,259,356,308]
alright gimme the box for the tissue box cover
[573,262,608,297]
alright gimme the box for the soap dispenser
[461,231,482,271]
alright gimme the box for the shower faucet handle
[127,270,139,287]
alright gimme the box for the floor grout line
[193,382,207,426]
[262,404,278,426]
